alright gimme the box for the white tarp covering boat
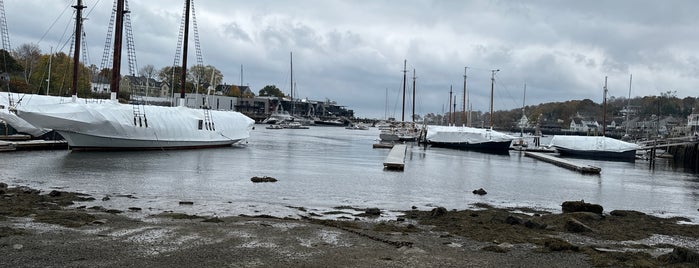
[0,93,77,136]
[426,125,514,151]
[16,101,254,150]
[550,135,640,160]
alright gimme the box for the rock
[365,208,381,216]
[105,209,123,214]
[524,220,547,229]
[430,207,447,218]
[48,190,61,197]
[568,211,604,221]
[472,188,487,195]
[179,201,194,205]
[505,215,523,225]
[561,200,603,214]
[128,207,142,211]
[202,217,224,223]
[411,206,417,210]
[609,210,646,217]
[12,244,23,250]
[102,195,111,201]
[91,219,108,225]
[0,182,7,189]
[658,247,699,265]
[564,218,594,233]
[251,176,278,183]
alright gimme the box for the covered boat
[16,0,254,150]
[549,135,640,161]
[16,101,253,150]
[426,125,514,152]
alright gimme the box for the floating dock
[525,151,601,174]
[0,140,68,151]
[383,144,407,171]
[372,143,394,149]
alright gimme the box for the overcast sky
[5,0,699,118]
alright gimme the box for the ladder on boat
[203,107,214,131]
[131,96,148,128]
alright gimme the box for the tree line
[1,43,289,99]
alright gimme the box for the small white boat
[549,135,640,161]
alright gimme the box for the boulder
[564,218,594,233]
[430,207,447,217]
[659,247,699,265]
[251,176,278,183]
[365,208,381,216]
[505,215,523,225]
[561,200,603,214]
[472,188,487,195]
[0,182,7,189]
[48,190,61,197]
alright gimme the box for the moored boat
[550,135,640,161]
[16,0,254,150]
[426,125,514,153]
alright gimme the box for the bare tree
[139,64,156,96]
[12,43,41,83]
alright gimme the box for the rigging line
[37,2,72,45]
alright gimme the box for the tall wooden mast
[179,0,190,105]
[109,0,125,101]
[71,0,86,100]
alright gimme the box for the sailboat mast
[290,51,293,116]
[448,85,453,125]
[411,68,416,123]
[401,59,407,122]
[626,74,632,135]
[179,0,190,105]
[109,0,125,101]
[46,47,52,95]
[462,67,467,126]
[71,0,86,100]
[489,69,499,129]
[603,76,608,136]
[521,83,526,137]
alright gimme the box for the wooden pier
[0,140,68,151]
[525,151,601,174]
[383,144,407,171]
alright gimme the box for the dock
[525,151,601,174]
[372,143,394,149]
[383,144,407,171]
[0,140,68,151]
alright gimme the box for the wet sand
[2,183,699,267]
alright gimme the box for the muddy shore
[2,183,699,267]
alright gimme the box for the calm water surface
[1,126,698,221]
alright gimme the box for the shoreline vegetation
[2,182,699,267]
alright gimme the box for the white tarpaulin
[426,125,514,144]
[550,135,640,153]
[17,100,254,149]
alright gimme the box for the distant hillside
[490,92,697,129]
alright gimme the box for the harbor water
[1,126,698,222]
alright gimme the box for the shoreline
[2,183,699,267]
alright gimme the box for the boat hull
[555,147,637,161]
[56,130,243,150]
[429,140,512,153]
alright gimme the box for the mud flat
[2,183,699,267]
